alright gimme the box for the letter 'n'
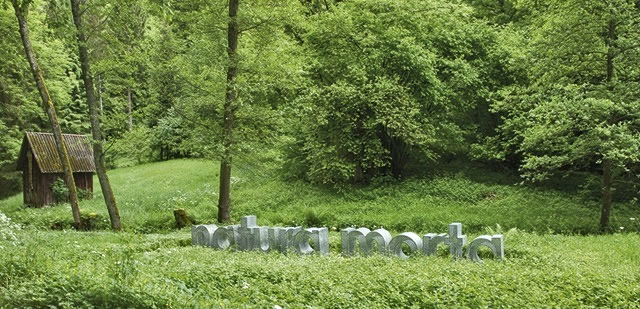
[341,227,370,256]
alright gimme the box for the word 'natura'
[192,216,504,262]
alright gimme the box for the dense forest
[1,0,639,230]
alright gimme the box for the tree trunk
[12,1,83,230]
[217,0,239,223]
[600,159,613,232]
[127,86,133,131]
[353,163,364,184]
[97,74,103,113]
[606,16,616,85]
[599,15,616,232]
[390,136,407,179]
[70,0,122,231]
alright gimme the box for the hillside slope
[0,159,638,234]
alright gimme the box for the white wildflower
[0,213,21,243]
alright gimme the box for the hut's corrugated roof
[16,132,96,173]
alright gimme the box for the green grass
[0,229,638,308]
[0,159,219,232]
[1,159,639,307]
[0,159,637,234]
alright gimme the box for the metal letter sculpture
[193,216,329,255]
[191,224,217,247]
[295,228,329,255]
[340,227,370,256]
[192,215,503,262]
[363,229,392,256]
[466,235,504,263]
[388,232,423,260]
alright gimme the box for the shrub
[50,177,69,204]
[78,188,93,201]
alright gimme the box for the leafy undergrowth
[0,159,638,234]
[0,159,638,307]
[0,229,638,308]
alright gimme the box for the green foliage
[1,5,639,307]
[168,0,306,164]
[150,107,190,160]
[77,188,93,201]
[485,84,640,181]
[0,3,84,198]
[49,178,92,204]
[463,0,529,25]
[80,212,108,231]
[0,229,638,308]
[291,0,521,184]
[109,126,153,165]
[476,0,640,220]
[50,177,69,204]
[0,120,22,199]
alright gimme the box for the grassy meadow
[0,159,638,234]
[0,159,639,308]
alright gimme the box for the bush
[81,212,109,231]
[78,188,93,201]
[50,177,69,204]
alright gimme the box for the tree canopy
[1,0,639,231]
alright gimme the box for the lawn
[0,159,638,234]
[0,159,638,308]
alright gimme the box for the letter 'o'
[212,227,233,249]
[388,232,423,260]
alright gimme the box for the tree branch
[239,18,272,34]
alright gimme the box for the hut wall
[23,151,35,205]
[73,172,94,192]
[32,166,58,207]
[22,164,31,205]
[22,153,55,207]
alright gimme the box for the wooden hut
[16,132,95,207]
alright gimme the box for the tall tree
[11,0,82,229]
[292,0,515,184]
[484,0,640,231]
[218,0,239,223]
[70,0,121,230]
[164,1,305,221]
